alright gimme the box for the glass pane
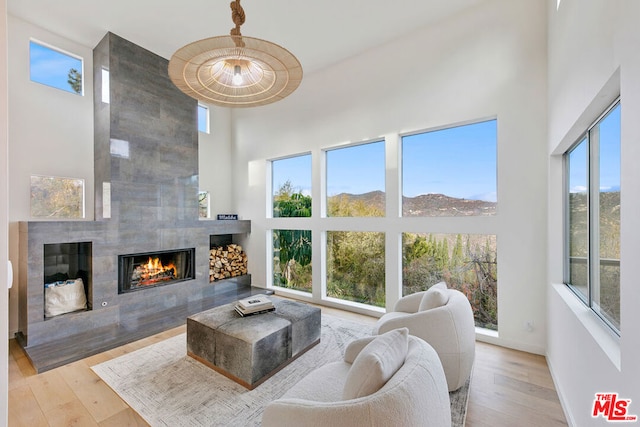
[30,175,84,218]
[567,139,589,301]
[402,233,498,330]
[30,41,83,95]
[596,103,621,329]
[101,68,110,103]
[198,104,209,133]
[272,155,312,217]
[402,120,497,216]
[326,141,385,217]
[198,191,210,218]
[326,231,385,307]
[273,229,312,292]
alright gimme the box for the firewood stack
[209,244,248,282]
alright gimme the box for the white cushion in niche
[342,327,409,400]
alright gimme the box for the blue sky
[272,154,313,196]
[402,120,497,201]
[272,120,499,201]
[30,41,82,94]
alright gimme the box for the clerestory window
[29,40,83,95]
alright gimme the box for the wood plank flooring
[8,305,568,426]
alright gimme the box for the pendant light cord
[230,0,246,47]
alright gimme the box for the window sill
[553,283,620,370]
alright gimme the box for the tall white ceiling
[8,0,485,75]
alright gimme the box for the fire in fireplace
[118,248,195,293]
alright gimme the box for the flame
[133,256,177,286]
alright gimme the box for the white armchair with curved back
[373,282,476,391]
[262,328,451,427]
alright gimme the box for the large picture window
[402,120,497,216]
[326,141,385,217]
[565,100,620,333]
[266,117,498,324]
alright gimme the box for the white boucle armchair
[373,282,476,391]
[262,329,451,427]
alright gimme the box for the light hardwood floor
[8,306,568,426]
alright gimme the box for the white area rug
[92,314,469,426]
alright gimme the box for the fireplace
[118,248,195,293]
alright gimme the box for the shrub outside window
[273,229,312,292]
[326,231,385,307]
[403,232,498,330]
[30,175,85,219]
[564,100,621,334]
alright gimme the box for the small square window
[198,104,210,133]
[30,40,83,95]
[30,175,85,219]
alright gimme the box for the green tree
[401,232,498,330]
[327,231,385,307]
[67,68,82,94]
[272,181,313,291]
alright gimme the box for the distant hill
[328,191,496,216]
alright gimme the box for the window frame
[563,98,621,336]
[29,39,84,96]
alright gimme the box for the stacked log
[209,244,248,282]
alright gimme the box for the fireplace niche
[118,248,195,293]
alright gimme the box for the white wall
[231,0,549,354]
[1,0,9,423]
[547,0,640,425]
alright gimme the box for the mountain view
[274,187,499,329]
[328,190,496,217]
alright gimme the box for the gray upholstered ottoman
[187,297,321,389]
[271,298,321,356]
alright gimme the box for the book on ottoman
[235,295,275,316]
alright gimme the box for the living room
[1,0,640,426]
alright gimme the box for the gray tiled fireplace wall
[18,33,250,353]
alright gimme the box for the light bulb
[232,65,243,85]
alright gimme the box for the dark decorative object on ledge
[217,214,239,220]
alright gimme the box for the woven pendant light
[168,0,302,108]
